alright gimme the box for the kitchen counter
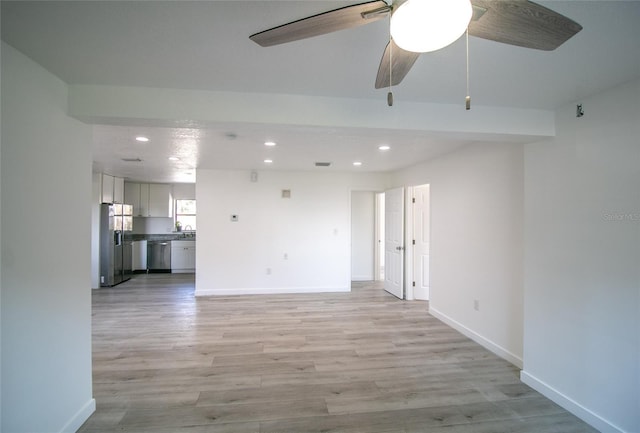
[130,233,196,242]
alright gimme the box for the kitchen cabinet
[124,182,148,216]
[101,173,125,204]
[101,174,114,203]
[124,182,172,217]
[132,240,147,271]
[140,184,150,216]
[148,184,173,218]
[113,177,125,204]
[171,240,195,273]
[124,182,141,215]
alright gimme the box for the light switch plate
[230,214,239,222]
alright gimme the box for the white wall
[1,42,95,432]
[351,191,376,281]
[521,77,640,433]
[195,169,387,295]
[173,182,195,200]
[392,142,524,367]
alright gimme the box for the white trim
[405,186,415,300]
[374,192,384,282]
[351,276,375,282]
[59,398,95,433]
[429,306,523,369]
[520,371,626,433]
[195,286,350,297]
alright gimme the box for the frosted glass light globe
[390,0,472,53]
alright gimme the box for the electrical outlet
[474,299,480,311]
[284,253,288,260]
[266,268,271,275]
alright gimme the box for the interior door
[412,184,430,300]
[384,187,404,299]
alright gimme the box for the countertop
[129,233,196,242]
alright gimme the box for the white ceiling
[3,1,640,183]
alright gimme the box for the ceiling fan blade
[375,40,420,89]
[250,0,391,47]
[468,0,582,51]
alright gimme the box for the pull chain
[388,15,394,107]
[465,28,471,110]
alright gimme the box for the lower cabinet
[171,241,196,273]
[132,240,148,271]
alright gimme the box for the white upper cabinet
[101,174,114,203]
[124,182,172,217]
[101,173,125,204]
[124,182,142,215]
[139,184,150,217]
[148,184,173,218]
[113,177,125,203]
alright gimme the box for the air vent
[315,162,331,167]
[121,158,142,162]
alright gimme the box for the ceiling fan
[250,0,582,94]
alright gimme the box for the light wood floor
[79,274,596,433]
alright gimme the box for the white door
[375,192,385,281]
[412,185,430,300]
[384,187,404,299]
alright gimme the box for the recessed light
[264,141,277,147]
[264,159,273,164]
[168,156,180,161]
[378,145,391,151]
[353,161,362,166]
[135,136,149,142]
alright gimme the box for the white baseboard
[520,371,625,433]
[351,276,374,282]
[60,398,95,433]
[428,307,523,369]
[195,286,350,296]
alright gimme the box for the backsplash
[132,216,174,234]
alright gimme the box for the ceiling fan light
[390,0,472,53]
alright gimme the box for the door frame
[349,188,384,283]
[405,184,430,301]
[383,186,405,299]
[405,187,415,300]
[374,192,385,281]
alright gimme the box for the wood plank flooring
[79,274,596,433]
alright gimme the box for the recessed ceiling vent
[315,162,331,167]
[121,158,142,162]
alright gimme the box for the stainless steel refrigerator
[100,203,133,287]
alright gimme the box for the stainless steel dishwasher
[147,240,171,272]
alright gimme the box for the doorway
[351,186,429,300]
[378,184,431,301]
[409,184,430,300]
[350,190,386,284]
[375,192,385,281]
[383,187,404,299]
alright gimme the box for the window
[175,199,196,231]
